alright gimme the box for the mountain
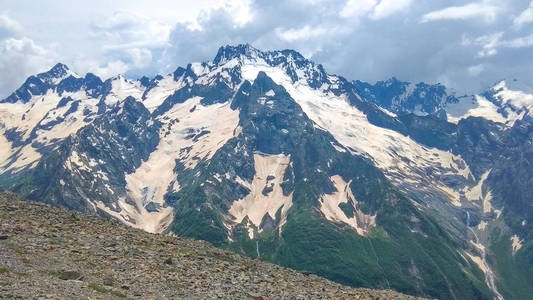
[0,191,425,299]
[353,77,458,119]
[1,44,533,299]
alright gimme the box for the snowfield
[228,153,293,238]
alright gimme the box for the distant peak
[491,78,533,94]
[377,77,409,88]
[213,44,262,64]
[51,62,69,72]
[491,80,507,91]
[386,77,401,83]
[35,62,75,85]
[219,43,256,54]
[45,63,70,77]
[279,49,306,60]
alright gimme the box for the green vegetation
[88,283,108,293]
[87,283,126,298]
[488,227,533,299]
[109,290,127,298]
[223,184,493,299]
[39,269,60,278]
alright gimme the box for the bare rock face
[0,192,424,299]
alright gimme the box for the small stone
[59,270,82,281]
[103,276,114,286]
[247,292,261,298]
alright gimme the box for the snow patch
[446,95,507,125]
[0,90,64,141]
[464,171,492,208]
[142,76,185,112]
[477,221,488,231]
[96,197,174,234]
[0,132,14,168]
[265,89,275,97]
[159,96,239,170]
[190,63,209,77]
[492,80,533,112]
[447,81,533,126]
[319,175,376,236]
[124,150,178,233]
[465,251,489,274]
[228,153,293,234]
[465,170,500,216]
[66,151,91,173]
[511,235,523,255]
[104,76,144,106]
[1,144,41,172]
[0,86,102,173]
[117,96,240,233]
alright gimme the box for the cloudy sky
[1,0,532,97]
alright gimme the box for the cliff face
[0,192,422,299]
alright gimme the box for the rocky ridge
[0,192,423,299]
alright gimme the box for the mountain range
[1,44,532,300]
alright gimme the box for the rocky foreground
[0,192,425,299]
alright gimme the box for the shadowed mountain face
[1,44,533,299]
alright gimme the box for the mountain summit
[1,44,533,299]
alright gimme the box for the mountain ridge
[1,44,533,299]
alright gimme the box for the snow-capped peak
[382,77,403,87]
[47,63,70,76]
[213,44,262,65]
[492,79,533,94]
[37,63,79,85]
[486,80,533,116]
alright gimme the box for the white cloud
[0,13,57,97]
[462,32,533,59]
[218,0,253,27]
[514,1,533,28]
[0,12,22,38]
[276,25,327,42]
[339,0,411,20]
[468,64,484,76]
[91,11,172,49]
[462,32,503,57]
[0,0,532,95]
[501,33,533,48]
[371,0,412,20]
[126,48,153,68]
[82,11,174,79]
[421,2,499,23]
[75,59,130,80]
[0,37,55,97]
[193,0,253,29]
[340,0,377,18]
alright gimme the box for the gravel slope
[0,192,426,299]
